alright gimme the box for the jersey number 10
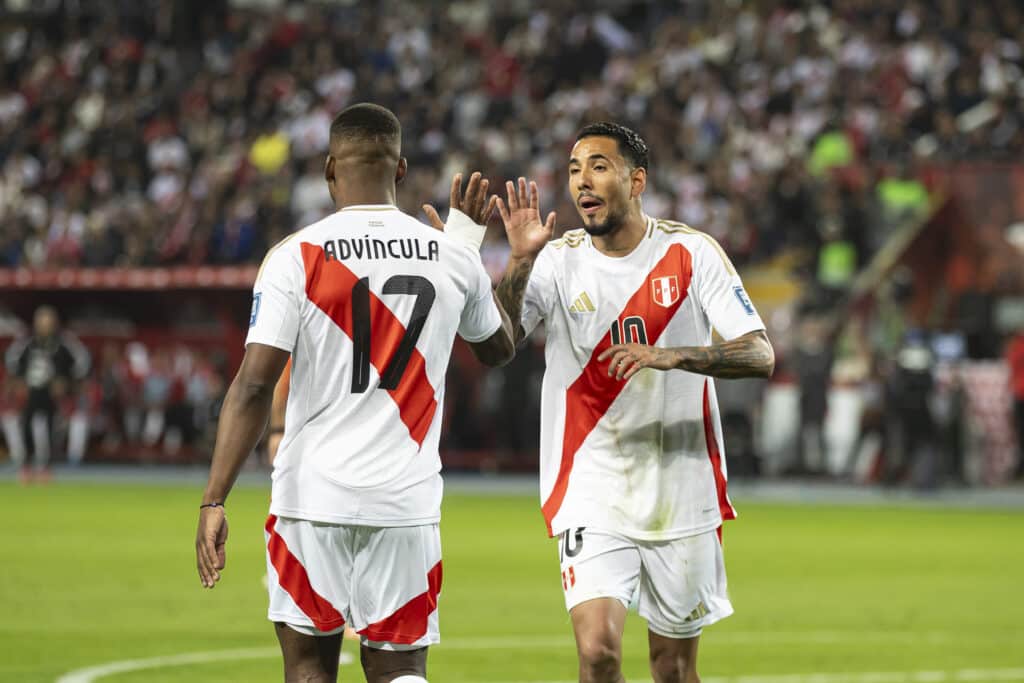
[350,274,435,393]
[609,316,648,345]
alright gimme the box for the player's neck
[333,184,397,210]
[590,211,647,257]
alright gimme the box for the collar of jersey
[339,204,399,212]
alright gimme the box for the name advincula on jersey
[322,236,440,262]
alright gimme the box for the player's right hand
[196,506,228,588]
[423,171,498,229]
[496,177,555,260]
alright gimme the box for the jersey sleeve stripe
[702,379,737,523]
[358,560,442,644]
[301,242,438,447]
[541,243,694,535]
[655,220,736,276]
[264,514,347,632]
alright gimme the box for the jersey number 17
[350,274,435,393]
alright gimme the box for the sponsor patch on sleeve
[733,286,755,315]
[250,292,262,327]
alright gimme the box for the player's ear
[630,166,646,199]
[395,157,408,185]
[324,155,337,201]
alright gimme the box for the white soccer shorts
[265,515,442,651]
[556,527,733,639]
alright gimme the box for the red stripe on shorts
[541,243,693,535]
[301,242,437,447]
[265,514,346,632]
[358,560,443,645]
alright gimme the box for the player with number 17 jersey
[247,204,502,526]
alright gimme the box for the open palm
[497,177,556,260]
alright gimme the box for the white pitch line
[54,637,1024,683]
[56,648,279,683]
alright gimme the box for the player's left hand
[423,171,498,229]
[598,344,678,380]
[195,506,228,588]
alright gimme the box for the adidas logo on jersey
[568,292,596,314]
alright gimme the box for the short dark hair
[575,122,649,171]
[330,103,401,149]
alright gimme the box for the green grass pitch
[1,480,1022,682]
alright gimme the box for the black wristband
[268,427,285,435]
[199,502,225,510]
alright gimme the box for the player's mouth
[578,195,604,216]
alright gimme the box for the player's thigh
[274,621,342,683]
[352,524,442,652]
[557,527,641,611]
[637,529,734,639]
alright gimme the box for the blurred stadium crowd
[1,0,1022,483]
[2,0,1022,270]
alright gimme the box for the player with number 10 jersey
[522,217,766,540]
[492,122,774,683]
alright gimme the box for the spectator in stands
[0,0,1021,276]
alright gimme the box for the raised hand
[496,177,556,260]
[423,172,498,229]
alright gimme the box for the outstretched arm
[598,329,775,381]
[494,177,555,345]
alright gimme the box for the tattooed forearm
[672,330,775,379]
[495,257,534,345]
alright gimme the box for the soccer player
[195,103,515,683]
[493,123,775,683]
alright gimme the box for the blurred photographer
[4,306,90,482]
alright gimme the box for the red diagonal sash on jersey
[703,379,737,523]
[301,243,437,447]
[541,243,693,535]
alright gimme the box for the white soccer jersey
[522,217,766,540]
[246,205,502,526]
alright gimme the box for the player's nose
[575,170,592,191]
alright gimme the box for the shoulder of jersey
[648,218,736,275]
[548,228,587,249]
[256,229,304,279]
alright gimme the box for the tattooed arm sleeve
[670,329,774,378]
[495,257,536,346]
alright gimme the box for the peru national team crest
[651,276,680,308]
